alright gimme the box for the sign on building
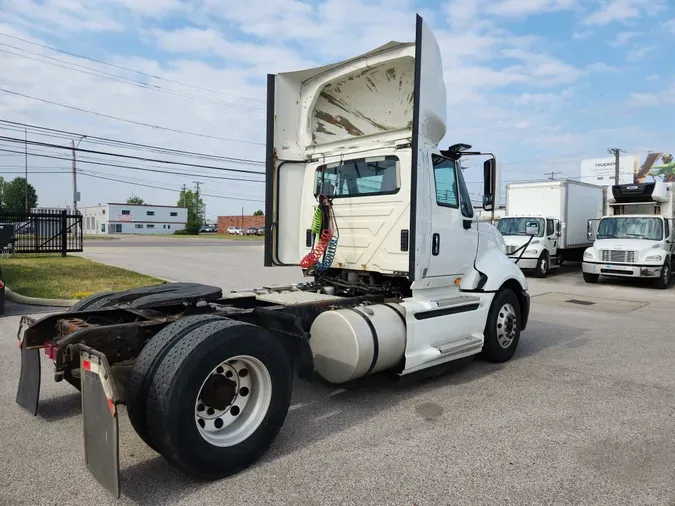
[580,155,639,186]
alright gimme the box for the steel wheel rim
[496,303,517,349]
[541,258,547,273]
[194,355,272,447]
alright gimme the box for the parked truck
[583,181,674,288]
[14,15,530,499]
[498,180,604,277]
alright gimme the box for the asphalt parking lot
[1,253,674,505]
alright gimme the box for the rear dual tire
[130,317,292,479]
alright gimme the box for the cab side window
[546,219,555,236]
[665,219,670,240]
[432,155,459,208]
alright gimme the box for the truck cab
[583,182,674,288]
[498,215,560,277]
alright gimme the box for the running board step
[435,335,483,356]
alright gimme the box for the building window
[114,224,122,233]
[170,212,178,217]
[147,224,155,229]
[163,225,166,229]
[121,210,130,215]
[102,224,106,233]
[147,211,155,216]
[168,225,171,229]
[135,224,144,229]
[102,209,106,215]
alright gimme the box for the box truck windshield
[596,217,663,241]
[497,217,545,237]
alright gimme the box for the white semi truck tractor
[583,181,675,288]
[14,15,530,499]
[498,180,604,277]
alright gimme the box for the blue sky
[1,0,674,215]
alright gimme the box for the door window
[457,167,474,218]
[546,219,555,236]
[432,155,458,208]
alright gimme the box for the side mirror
[556,222,561,234]
[526,221,540,236]
[483,158,497,211]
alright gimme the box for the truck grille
[505,245,518,254]
[600,250,636,263]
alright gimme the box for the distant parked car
[226,226,237,235]
[256,227,265,236]
[246,227,258,236]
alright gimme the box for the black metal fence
[0,210,83,255]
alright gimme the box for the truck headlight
[646,255,662,262]
[584,251,593,259]
[525,249,538,255]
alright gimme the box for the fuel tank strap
[348,308,380,375]
[382,303,407,326]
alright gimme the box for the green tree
[177,188,204,234]
[253,209,264,216]
[2,177,38,212]
[127,196,145,205]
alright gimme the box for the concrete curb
[5,287,77,307]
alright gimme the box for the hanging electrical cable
[300,194,339,270]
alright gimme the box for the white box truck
[583,181,675,288]
[498,180,604,277]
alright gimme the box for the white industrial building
[82,203,187,235]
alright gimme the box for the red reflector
[82,360,91,371]
[107,398,115,417]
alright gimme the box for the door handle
[463,220,472,230]
[432,233,440,256]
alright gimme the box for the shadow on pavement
[116,317,581,504]
[38,392,81,422]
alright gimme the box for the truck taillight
[44,342,59,361]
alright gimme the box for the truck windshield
[596,217,663,240]
[497,217,544,237]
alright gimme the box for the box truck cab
[499,180,604,277]
[583,182,674,288]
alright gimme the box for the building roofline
[105,203,187,209]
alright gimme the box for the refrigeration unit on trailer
[583,181,675,288]
[498,180,604,277]
[14,15,530,499]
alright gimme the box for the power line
[0,89,264,146]
[0,31,265,104]
[79,171,264,202]
[0,44,264,112]
[0,119,265,165]
[545,171,562,180]
[0,136,265,175]
[0,147,265,183]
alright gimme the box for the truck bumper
[582,261,662,278]
[520,289,530,331]
[508,256,539,270]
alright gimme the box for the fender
[460,247,528,293]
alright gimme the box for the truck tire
[480,289,521,363]
[533,252,549,278]
[66,292,116,312]
[655,259,671,289]
[127,314,228,451]
[583,273,599,284]
[146,319,292,479]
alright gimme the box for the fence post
[61,210,67,257]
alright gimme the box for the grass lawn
[0,254,164,300]
[83,235,119,241]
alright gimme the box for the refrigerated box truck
[498,180,604,277]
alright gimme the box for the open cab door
[264,15,446,276]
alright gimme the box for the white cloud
[646,74,660,80]
[625,45,655,61]
[665,18,675,34]
[609,31,640,46]
[628,83,675,106]
[583,0,667,26]
[485,0,578,17]
[5,0,123,32]
[514,88,575,110]
[573,30,594,39]
[106,0,188,18]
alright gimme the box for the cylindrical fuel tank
[309,303,406,384]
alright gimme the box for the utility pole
[24,129,28,213]
[71,140,77,213]
[545,171,562,180]
[193,181,203,225]
[607,148,624,184]
[241,206,244,230]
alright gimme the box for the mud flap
[80,347,121,499]
[16,316,40,415]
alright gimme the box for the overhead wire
[0,31,265,104]
[0,89,265,146]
